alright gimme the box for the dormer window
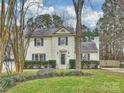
[34,38,44,46]
[58,37,68,46]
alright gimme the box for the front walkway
[102,68,124,73]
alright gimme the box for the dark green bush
[24,60,56,69]
[81,60,99,69]
[0,70,92,92]
[42,61,48,68]
[48,60,56,68]
[64,71,82,76]
[69,59,76,69]
[120,64,124,68]
[69,59,99,69]
[24,61,42,69]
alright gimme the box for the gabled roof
[26,27,75,37]
[53,27,75,34]
[81,41,98,53]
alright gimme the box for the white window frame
[81,53,90,61]
[58,37,68,46]
[32,54,46,61]
[34,38,44,46]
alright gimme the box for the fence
[100,60,120,68]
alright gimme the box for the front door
[60,52,67,69]
[61,54,65,65]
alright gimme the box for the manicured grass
[7,69,124,93]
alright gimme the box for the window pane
[40,54,43,61]
[39,54,46,61]
[35,54,38,61]
[82,53,87,60]
[35,38,44,46]
[37,39,40,46]
[59,37,67,45]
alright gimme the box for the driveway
[102,68,124,73]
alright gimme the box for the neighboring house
[25,27,99,69]
[2,45,15,72]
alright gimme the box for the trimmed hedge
[69,59,99,69]
[81,60,99,69]
[69,59,76,69]
[120,64,124,68]
[48,60,56,68]
[24,60,56,69]
[0,70,92,92]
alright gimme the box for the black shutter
[58,37,60,45]
[88,54,90,60]
[81,53,82,60]
[32,54,34,61]
[34,38,36,46]
[41,38,44,46]
[44,54,46,61]
[66,37,68,45]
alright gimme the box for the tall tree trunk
[75,14,82,69]
[73,0,84,69]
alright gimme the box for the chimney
[93,37,99,50]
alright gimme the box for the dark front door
[61,54,65,65]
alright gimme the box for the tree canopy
[27,14,63,29]
[97,0,124,60]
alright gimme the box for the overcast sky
[0,0,105,29]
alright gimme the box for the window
[34,38,44,46]
[35,54,38,61]
[58,37,68,46]
[39,54,46,61]
[88,54,90,60]
[81,53,90,60]
[32,54,46,61]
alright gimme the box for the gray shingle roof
[31,28,57,36]
[25,27,98,52]
[26,27,75,37]
[81,41,98,53]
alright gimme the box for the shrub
[120,64,124,68]
[69,59,99,69]
[64,71,82,76]
[24,60,56,69]
[0,70,92,92]
[24,61,42,69]
[69,59,76,69]
[81,60,99,69]
[42,61,48,68]
[48,60,56,68]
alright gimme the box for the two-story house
[26,27,99,69]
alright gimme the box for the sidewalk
[102,68,124,73]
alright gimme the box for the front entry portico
[59,49,67,69]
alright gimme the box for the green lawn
[7,70,124,93]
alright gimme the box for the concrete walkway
[102,68,124,73]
